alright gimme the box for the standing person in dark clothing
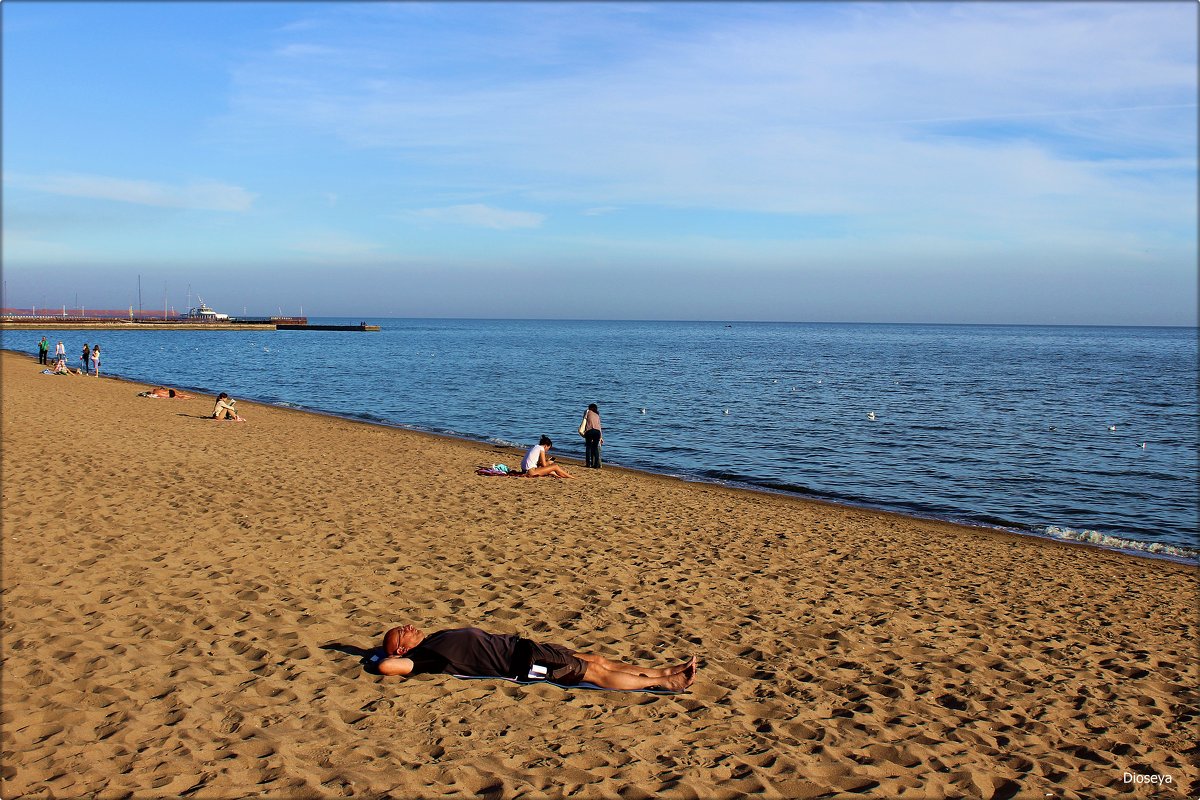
[377,624,697,691]
[582,403,603,469]
[80,344,91,375]
[37,337,49,365]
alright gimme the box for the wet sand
[2,349,1196,799]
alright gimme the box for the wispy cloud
[5,173,256,211]
[405,204,545,230]
[219,2,1194,243]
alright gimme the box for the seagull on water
[867,412,877,421]
[1108,425,1117,432]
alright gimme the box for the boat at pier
[184,299,229,321]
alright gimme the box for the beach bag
[578,416,587,437]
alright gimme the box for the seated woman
[212,392,244,421]
[51,357,78,375]
[521,436,574,478]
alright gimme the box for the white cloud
[406,204,545,230]
[5,173,256,212]
[222,3,1194,228]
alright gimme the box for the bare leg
[576,654,696,691]
[575,653,694,678]
[526,464,575,479]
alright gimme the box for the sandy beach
[1,348,1195,799]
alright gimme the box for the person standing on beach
[582,403,603,469]
[37,337,49,365]
[80,344,90,375]
[54,340,66,360]
[90,344,100,377]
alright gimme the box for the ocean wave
[1039,525,1199,564]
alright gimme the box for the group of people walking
[37,337,100,376]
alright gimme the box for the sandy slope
[1,349,1195,799]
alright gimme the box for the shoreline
[6,345,1188,567]
[3,347,1196,797]
[261,405,1200,568]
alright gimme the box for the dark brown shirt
[404,628,520,676]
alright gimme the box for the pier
[277,322,381,332]
[0,309,379,332]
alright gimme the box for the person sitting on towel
[50,356,78,375]
[377,625,697,692]
[520,435,575,478]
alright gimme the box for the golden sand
[1,349,1195,799]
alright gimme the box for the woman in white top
[521,436,575,478]
[212,392,244,421]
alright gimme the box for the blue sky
[2,1,1196,324]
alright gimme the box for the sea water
[8,320,1197,563]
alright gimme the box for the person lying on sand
[139,387,194,399]
[377,625,697,691]
[212,392,244,421]
[520,436,575,478]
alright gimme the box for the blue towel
[367,652,678,693]
[452,674,678,694]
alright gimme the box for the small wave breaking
[1039,525,1199,564]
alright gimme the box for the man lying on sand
[378,625,696,691]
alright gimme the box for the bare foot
[660,666,696,692]
[665,655,695,676]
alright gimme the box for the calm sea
[9,320,1197,563]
